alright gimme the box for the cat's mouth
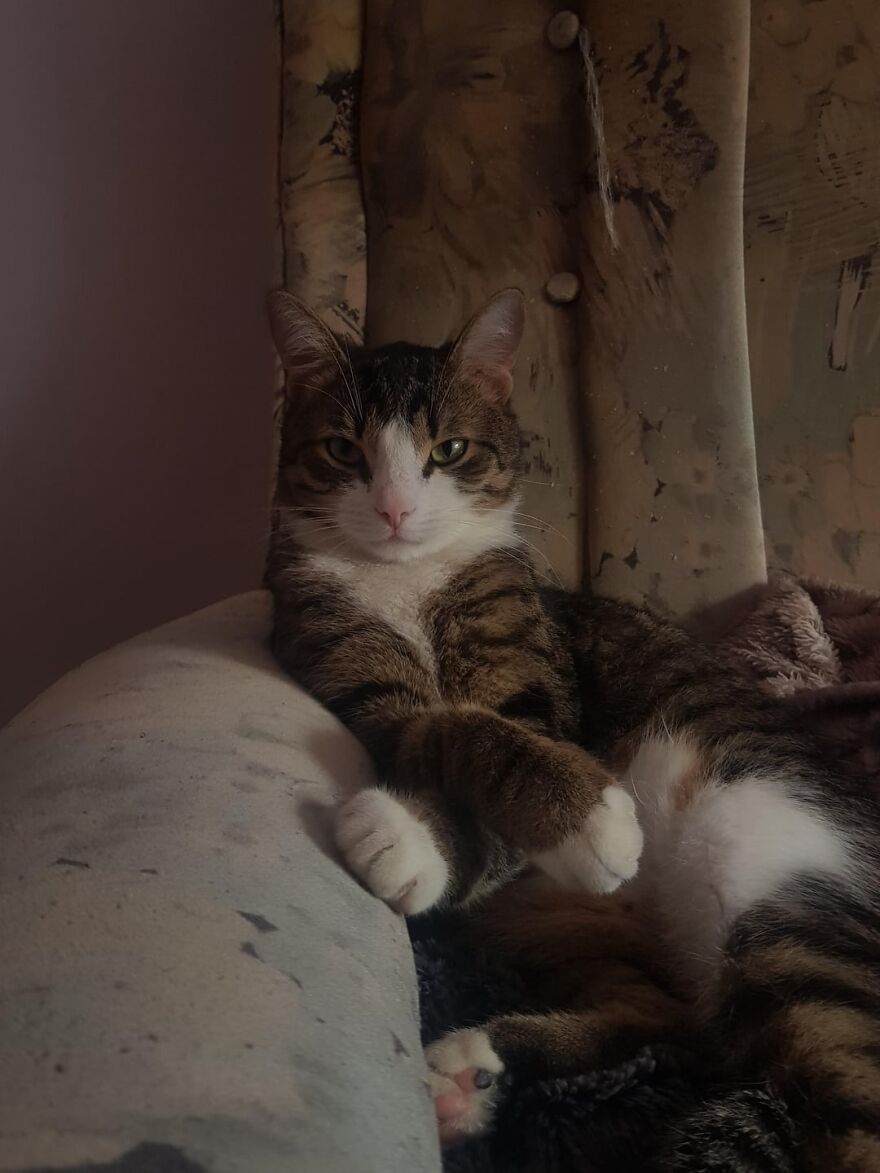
[366,529,433,562]
[373,524,421,546]
[377,531,421,550]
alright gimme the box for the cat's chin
[350,531,454,563]
[297,524,446,563]
[367,538,435,563]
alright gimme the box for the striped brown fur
[267,289,631,909]
[271,543,618,904]
[267,290,880,1169]
[464,878,698,1078]
[445,599,880,1171]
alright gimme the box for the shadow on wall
[0,1,278,725]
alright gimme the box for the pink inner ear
[454,291,524,404]
[464,362,514,404]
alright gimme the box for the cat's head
[269,290,525,563]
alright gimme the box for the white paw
[333,788,448,915]
[425,1028,505,1146]
[531,785,643,893]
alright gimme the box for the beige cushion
[0,592,439,1172]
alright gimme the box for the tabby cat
[267,289,880,1171]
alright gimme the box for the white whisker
[496,545,539,578]
[341,338,363,417]
[627,769,645,808]
[292,523,341,534]
[430,341,456,418]
[327,340,361,421]
[295,374,357,422]
[512,534,563,586]
[511,510,571,545]
[519,478,580,489]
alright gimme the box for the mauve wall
[0,2,277,726]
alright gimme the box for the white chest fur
[621,735,852,1004]
[303,552,458,670]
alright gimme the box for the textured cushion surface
[0,591,438,1173]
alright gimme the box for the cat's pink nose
[376,505,411,532]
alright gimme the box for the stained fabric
[746,1,880,590]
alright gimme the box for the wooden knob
[546,11,580,51]
[545,272,581,304]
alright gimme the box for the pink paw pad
[424,1029,504,1146]
[434,1067,495,1118]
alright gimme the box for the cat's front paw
[531,785,642,893]
[334,788,448,915]
[425,1028,505,1146]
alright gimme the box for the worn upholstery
[745,0,880,588]
[0,594,439,1173]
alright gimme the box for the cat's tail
[656,1087,797,1173]
[673,874,880,1173]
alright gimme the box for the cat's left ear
[451,288,525,404]
[267,289,341,386]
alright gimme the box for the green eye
[430,438,468,466]
[325,437,361,466]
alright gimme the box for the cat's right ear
[267,290,339,385]
[451,288,526,405]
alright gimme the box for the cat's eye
[325,437,362,466]
[430,438,468,466]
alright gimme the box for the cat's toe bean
[333,788,448,914]
[531,785,643,894]
[425,1029,504,1145]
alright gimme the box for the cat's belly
[619,735,852,1002]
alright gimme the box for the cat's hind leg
[426,997,690,1147]
[425,880,693,1146]
[425,1029,506,1146]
